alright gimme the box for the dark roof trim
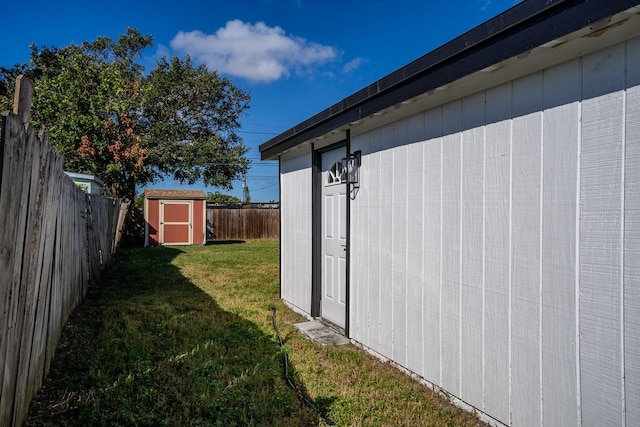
[260,0,638,160]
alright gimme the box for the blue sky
[4,0,519,202]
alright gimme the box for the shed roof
[144,189,207,200]
[259,0,640,160]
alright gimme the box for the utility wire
[271,308,335,426]
[237,130,279,135]
[251,183,278,191]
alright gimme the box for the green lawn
[26,241,483,426]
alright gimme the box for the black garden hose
[271,308,335,426]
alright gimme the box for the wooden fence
[0,76,128,426]
[206,208,279,241]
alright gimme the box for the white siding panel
[379,125,395,359]
[280,153,312,315]
[423,107,443,385]
[350,133,370,344]
[625,36,640,427]
[460,92,485,407]
[441,100,463,396]
[483,83,511,421]
[510,72,543,427]
[541,60,580,427]
[368,131,382,351]
[392,145,408,366]
[406,139,425,375]
[579,44,625,426]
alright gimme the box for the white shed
[260,1,640,425]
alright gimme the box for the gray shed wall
[280,152,313,316]
[348,36,640,426]
[278,32,640,427]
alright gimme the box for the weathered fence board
[0,114,34,424]
[206,208,279,241]
[0,77,127,426]
[14,127,49,422]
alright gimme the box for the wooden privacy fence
[0,76,128,427]
[207,208,279,241]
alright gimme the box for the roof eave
[259,0,640,160]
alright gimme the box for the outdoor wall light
[342,150,361,189]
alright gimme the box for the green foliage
[206,191,241,203]
[74,183,89,192]
[1,63,30,109]
[133,193,145,209]
[27,30,153,200]
[1,28,250,201]
[143,57,250,192]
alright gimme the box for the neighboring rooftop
[64,171,104,185]
[64,171,104,194]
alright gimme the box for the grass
[26,241,484,426]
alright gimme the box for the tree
[0,28,250,201]
[133,193,146,209]
[1,64,29,110]
[206,191,241,203]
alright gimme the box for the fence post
[12,75,33,127]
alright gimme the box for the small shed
[144,189,206,246]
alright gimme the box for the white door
[321,147,347,328]
[160,200,193,245]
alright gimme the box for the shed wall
[280,152,313,315]
[147,199,160,246]
[625,35,640,427]
[193,199,205,245]
[349,37,640,426]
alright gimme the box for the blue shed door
[321,147,347,329]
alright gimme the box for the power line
[252,183,279,191]
[241,121,288,129]
[250,104,315,114]
[237,130,279,136]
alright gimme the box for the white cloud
[479,0,492,11]
[170,20,339,82]
[153,44,171,60]
[343,57,365,73]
